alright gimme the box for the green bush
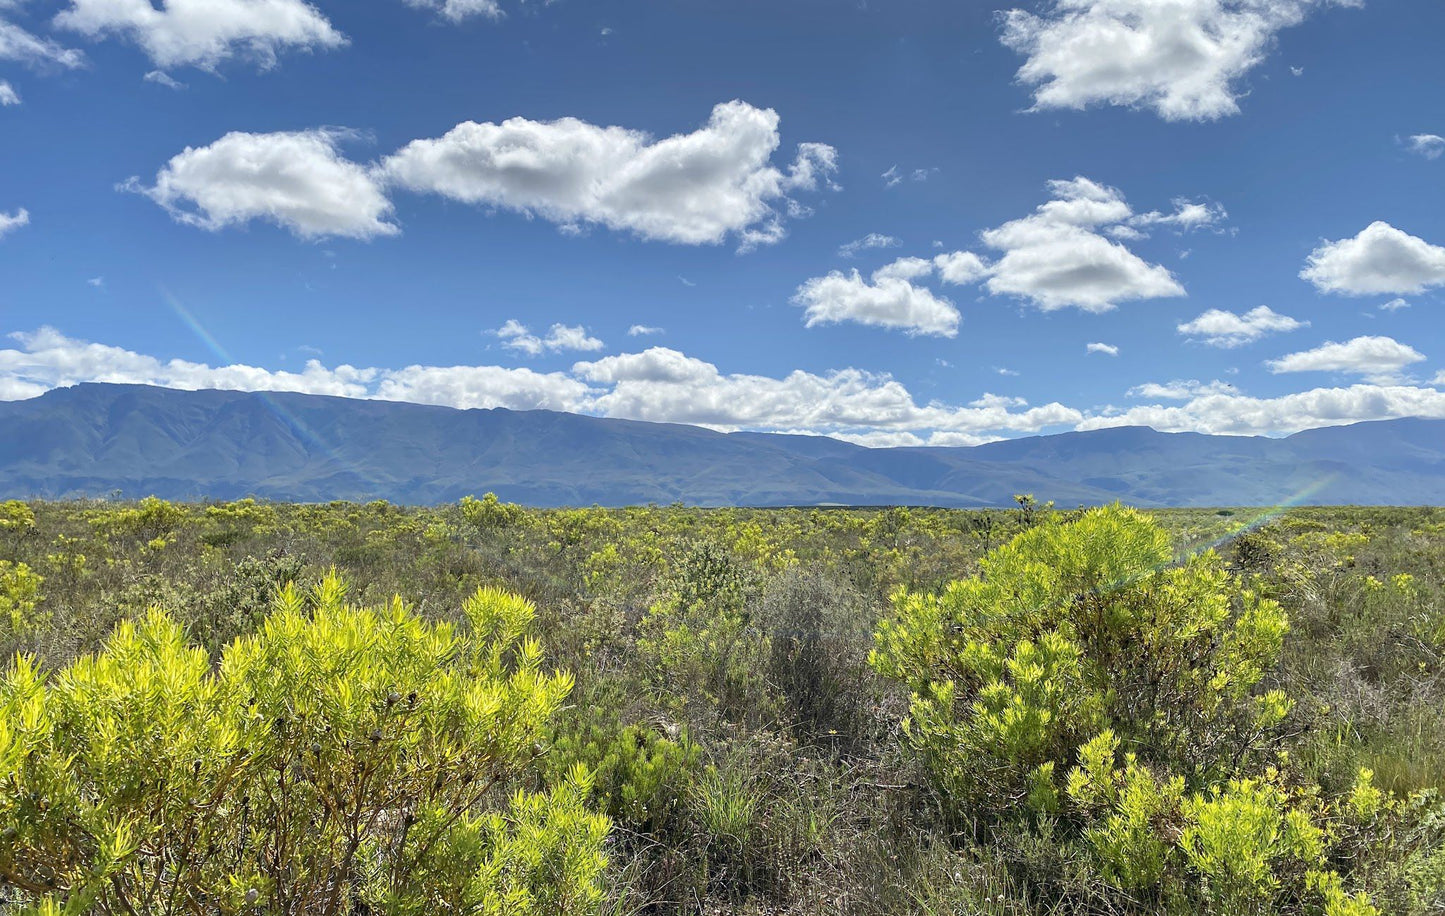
[0,573,608,916]
[547,719,699,836]
[871,505,1378,914]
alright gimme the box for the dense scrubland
[1,495,1443,915]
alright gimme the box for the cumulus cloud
[1086,341,1119,356]
[1406,134,1444,160]
[871,256,935,282]
[372,364,589,411]
[0,207,28,238]
[1127,378,1238,399]
[801,178,1194,323]
[2,329,1087,443]
[0,80,17,104]
[1301,222,1445,296]
[494,320,604,356]
[1266,335,1426,382]
[15,328,1445,443]
[0,326,587,411]
[124,129,397,240]
[792,259,961,337]
[1083,384,1445,436]
[1177,305,1306,347]
[573,346,1081,436]
[1379,298,1410,312]
[54,0,345,70]
[973,177,1185,311]
[380,100,836,249]
[1,326,379,399]
[999,0,1336,121]
[627,325,664,337]
[932,250,989,285]
[838,232,900,258]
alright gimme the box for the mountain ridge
[1,383,1440,507]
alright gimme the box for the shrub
[0,573,608,916]
[547,719,699,837]
[459,493,524,532]
[0,562,44,639]
[871,505,1291,812]
[870,505,1377,914]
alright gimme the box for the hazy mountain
[1,383,1442,507]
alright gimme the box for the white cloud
[1127,378,1238,399]
[573,346,1081,437]
[143,69,185,89]
[1266,335,1426,382]
[1,326,379,399]
[881,166,936,189]
[403,0,502,22]
[0,15,85,69]
[126,129,397,240]
[495,320,604,356]
[1301,222,1445,296]
[87,276,103,287]
[0,328,1093,442]
[1406,134,1444,160]
[18,328,1445,443]
[838,232,900,258]
[1082,384,1445,436]
[1127,197,1228,233]
[0,207,28,238]
[971,393,1029,409]
[0,80,18,104]
[792,262,961,337]
[373,364,589,411]
[999,0,1335,121]
[380,100,836,250]
[973,176,1185,311]
[54,0,345,70]
[1,326,589,411]
[871,256,935,282]
[1379,298,1410,312]
[1177,305,1306,347]
[1086,341,1119,356]
[933,250,989,285]
[627,325,664,337]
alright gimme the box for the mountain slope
[1,384,1441,507]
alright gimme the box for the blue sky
[2,0,1444,446]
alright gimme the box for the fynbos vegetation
[2,497,1443,914]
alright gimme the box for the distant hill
[1,383,1442,507]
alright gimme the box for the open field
[2,497,1444,914]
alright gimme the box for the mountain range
[1,383,1441,507]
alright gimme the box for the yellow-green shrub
[0,561,44,638]
[0,573,608,916]
[870,506,1377,914]
[871,505,1290,811]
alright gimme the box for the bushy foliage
[0,562,44,639]
[871,505,1380,914]
[872,506,1291,807]
[0,573,608,916]
[637,541,776,729]
[547,719,699,836]
[3,498,1444,915]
